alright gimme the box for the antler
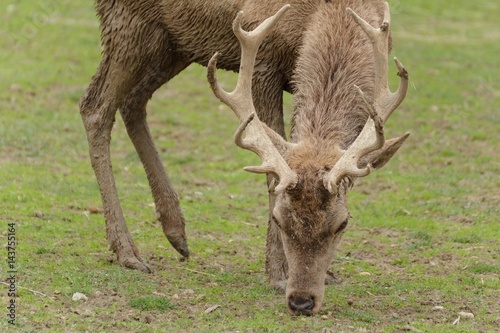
[207,5,298,194]
[324,2,409,194]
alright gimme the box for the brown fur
[81,0,398,315]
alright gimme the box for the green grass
[129,297,175,311]
[1,0,499,332]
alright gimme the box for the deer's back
[96,0,321,80]
[95,0,386,91]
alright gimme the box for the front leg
[80,59,150,272]
[265,183,289,291]
[250,72,290,288]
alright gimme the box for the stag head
[208,3,409,315]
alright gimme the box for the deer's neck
[290,1,385,149]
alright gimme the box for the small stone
[433,306,444,311]
[347,299,354,306]
[87,205,103,214]
[458,311,474,319]
[34,211,44,218]
[10,84,21,92]
[359,272,371,276]
[72,292,88,301]
[401,209,412,216]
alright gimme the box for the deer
[80,0,409,315]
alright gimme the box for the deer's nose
[288,295,314,315]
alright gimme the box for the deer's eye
[335,219,348,234]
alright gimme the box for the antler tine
[324,2,409,194]
[207,5,297,194]
[346,2,408,122]
[208,5,290,119]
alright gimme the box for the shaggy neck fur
[290,0,387,152]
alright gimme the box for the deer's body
[81,0,408,315]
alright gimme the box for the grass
[129,297,175,311]
[0,0,499,332]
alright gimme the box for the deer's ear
[359,133,410,170]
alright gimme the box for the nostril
[289,295,314,314]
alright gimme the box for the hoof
[166,233,190,258]
[121,257,152,273]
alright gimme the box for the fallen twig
[180,267,215,277]
[464,304,476,316]
[241,221,259,228]
[204,304,221,314]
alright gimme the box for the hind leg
[119,58,191,258]
[80,1,189,270]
